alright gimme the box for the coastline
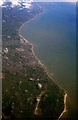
[18,11,67,120]
[58,92,67,120]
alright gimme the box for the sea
[20,2,76,119]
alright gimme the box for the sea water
[20,2,76,118]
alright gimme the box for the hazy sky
[34,0,77,2]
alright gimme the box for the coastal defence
[19,12,68,120]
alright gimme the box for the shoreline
[58,92,67,120]
[18,11,67,120]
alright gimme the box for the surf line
[19,11,68,120]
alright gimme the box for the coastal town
[2,2,66,120]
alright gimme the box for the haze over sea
[21,2,76,118]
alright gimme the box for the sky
[34,0,77,2]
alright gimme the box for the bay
[20,2,76,118]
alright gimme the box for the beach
[19,9,68,119]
